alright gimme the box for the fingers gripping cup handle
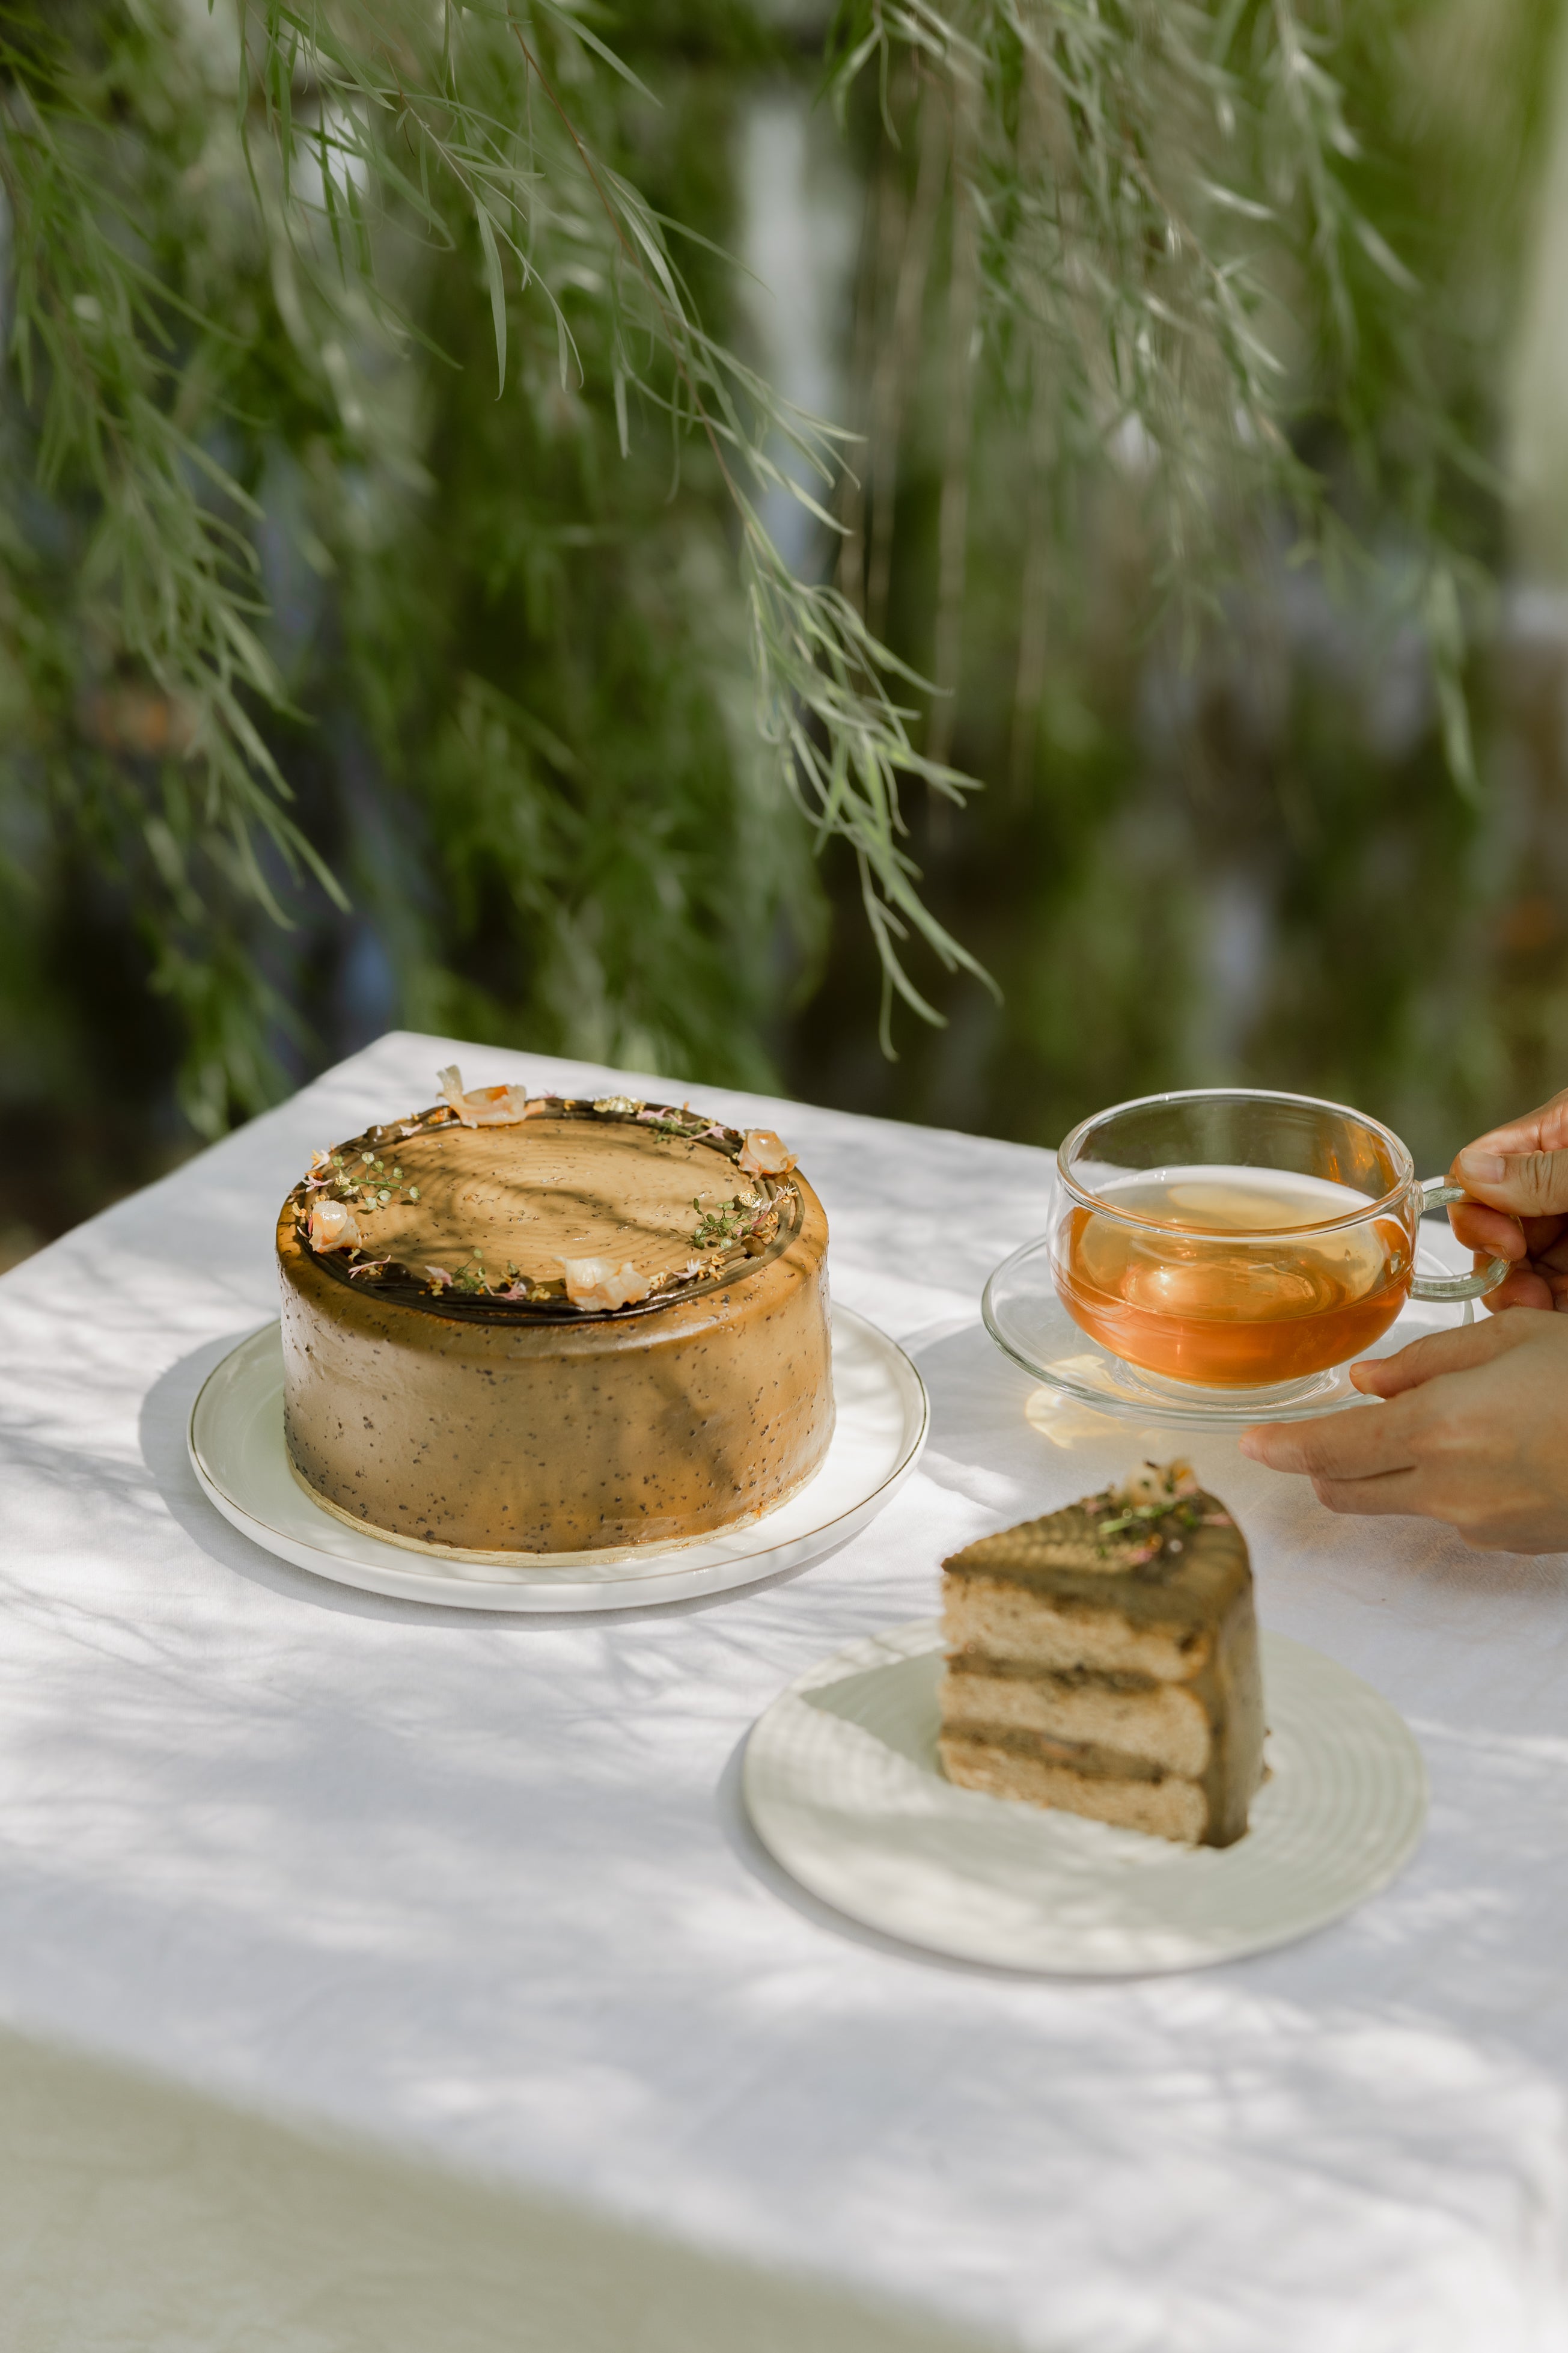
[1409,1181,1510,1303]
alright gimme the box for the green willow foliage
[801,0,1554,1154]
[0,0,1508,1145]
[826,0,1504,783]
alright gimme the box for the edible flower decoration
[1093,1460,1215,1565]
[438,1063,545,1128]
[636,1102,729,1142]
[737,1128,796,1177]
[305,1148,335,1187]
[561,1256,651,1312]
[690,1192,772,1252]
[308,1198,361,1252]
[1112,1459,1199,1508]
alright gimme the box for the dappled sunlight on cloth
[2,1032,1568,2352]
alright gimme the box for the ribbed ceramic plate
[983,1232,1474,1427]
[188,1305,926,1612]
[743,1622,1427,1973]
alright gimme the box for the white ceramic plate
[743,1621,1427,1974]
[983,1231,1474,1426]
[188,1305,927,1612]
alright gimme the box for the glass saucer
[981,1233,1475,1428]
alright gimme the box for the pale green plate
[744,1622,1427,1974]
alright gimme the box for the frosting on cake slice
[938,1461,1265,1847]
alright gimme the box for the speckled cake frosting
[276,1072,834,1558]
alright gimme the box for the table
[2,1030,1566,2353]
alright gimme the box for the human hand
[1237,1311,1568,1552]
[1447,1085,1568,1311]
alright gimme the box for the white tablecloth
[3,1030,1567,2353]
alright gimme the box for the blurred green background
[2,0,1566,1267]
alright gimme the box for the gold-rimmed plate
[188,1305,927,1612]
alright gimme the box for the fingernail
[1237,1432,1262,1460]
[1456,1148,1506,1185]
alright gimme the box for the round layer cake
[276,1074,833,1557]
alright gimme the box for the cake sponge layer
[945,1574,1210,1680]
[938,1733,1207,1843]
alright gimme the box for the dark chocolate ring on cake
[286,1096,799,1321]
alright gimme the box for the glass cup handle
[1409,1181,1510,1302]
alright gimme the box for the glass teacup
[1049,1089,1507,1394]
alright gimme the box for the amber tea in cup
[1050,1091,1507,1392]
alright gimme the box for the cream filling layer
[941,1663,1212,1779]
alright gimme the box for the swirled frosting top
[284,1072,803,1319]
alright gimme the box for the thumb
[1453,1142,1568,1219]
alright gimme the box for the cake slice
[938,1462,1264,1847]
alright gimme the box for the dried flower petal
[423,1264,453,1288]
[308,1198,361,1252]
[737,1128,796,1177]
[561,1256,651,1312]
[436,1063,544,1128]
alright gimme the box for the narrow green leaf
[474,202,507,395]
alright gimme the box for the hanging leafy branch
[1229,0,1496,797]
[0,0,1507,1140]
[0,5,347,1128]
[826,0,1491,791]
[0,0,994,1122]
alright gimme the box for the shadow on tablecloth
[137,1329,856,1631]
